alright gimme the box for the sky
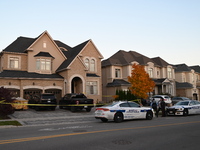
[0,0,200,66]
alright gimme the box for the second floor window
[167,68,172,78]
[148,68,153,78]
[84,58,96,72]
[115,69,121,78]
[9,57,19,69]
[36,59,51,71]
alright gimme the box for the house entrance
[71,77,83,93]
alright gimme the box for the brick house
[0,31,103,103]
[174,64,200,100]
[101,50,176,102]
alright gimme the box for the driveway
[4,107,95,127]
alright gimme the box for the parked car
[59,93,94,112]
[150,95,172,104]
[171,97,190,105]
[95,101,154,123]
[166,100,200,116]
[28,93,57,110]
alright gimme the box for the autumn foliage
[128,64,155,99]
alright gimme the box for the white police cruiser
[95,101,154,123]
[166,100,200,116]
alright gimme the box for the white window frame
[148,68,153,78]
[8,56,21,69]
[167,67,172,78]
[36,58,51,71]
[115,68,121,78]
[86,81,98,95]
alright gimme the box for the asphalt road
[0,108,200,150]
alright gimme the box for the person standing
[151,98,158,117]
[157,97,166,117]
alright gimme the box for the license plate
[48,101,51,103]
[95,113,102,116]
[84,106,88,108]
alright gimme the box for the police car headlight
[178,108,183,111]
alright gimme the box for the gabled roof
[56,40,90,72]
[189,65,200,73]
[176,82,193,89]
[1,31,97,73]
[173,64,192,72]
[0,70,63,79]
[102,50,155,67]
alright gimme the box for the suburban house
[101,50,176,102]
[173,64,200,100]
[0,31,103,103]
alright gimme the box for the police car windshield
[175,101,189,106]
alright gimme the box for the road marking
[1,120,200,144]
[39,125,92,131]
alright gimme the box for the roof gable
[151,57,169,67]
[173,64,191,72]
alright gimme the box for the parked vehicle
[171,97,190,105]
[150,95,172,104]
[28,93,57,110]
[95,101,154,123]
[166,100,200,116]
[59,93,94,112]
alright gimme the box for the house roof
[2,31,92,73]
[0,70,64,79]
[106,79,131,87]
[189,65,200,73]
[151,57,169,67]
[34,52,55,58]
[173,64,192,72]
[102,50,169,67]
[56,40,90,72]
[176,82,193,89]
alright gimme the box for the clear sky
[0,0,200,66]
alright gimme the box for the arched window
[85,58,89,69]
[90,59,95,72]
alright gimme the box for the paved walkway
[0,107,96,128]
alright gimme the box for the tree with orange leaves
[128,64,155,99]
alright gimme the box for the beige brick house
[174,64,200,100]
[102,50,176,102]
[0,31,103,103]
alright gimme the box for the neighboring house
[101,50,176,102]
[173,64,200,100]
[0,31,103,103]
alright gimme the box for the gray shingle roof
[34,52,55,58]
[173,64,191,72]
[189,65,200,73]
[106,79,131,87]
[0,70,64,79]
[176,82,193,89]
[102,50,169,67]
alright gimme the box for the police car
[166,100,200,116]
[95,101,154,123]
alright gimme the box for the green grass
[0,120,22,126]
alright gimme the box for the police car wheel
[101,118,108,122]
[114,112,123,123]
[183,109,188,116]
[146,111,153,120]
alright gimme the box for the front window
[115,69,121,78]
[148,68,153,78]
[90,59,95,72]
[9,57,19,69]
[36,58,51,71]
[167,68,172,78]
[86,81,98,95]
[85,58,89,69]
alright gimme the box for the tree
[0,87,15,118]
[128,64,155,99]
